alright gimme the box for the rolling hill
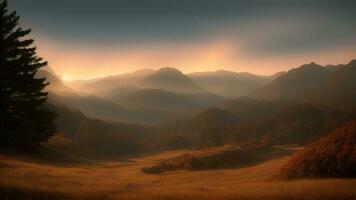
[38,68,222,124]
[50,104,154,154]
[106,88,225,111]
[140,67,206,94]
[35,69,172,124]
[316,60,356,110]
[67,69,155,93]
[252,62,334,101]
[228,103,355,144]
[219,97,295,120]
[154,107,239,149]
[48,92,173,124]
[252,59,356,110]
[66,67,224,114]
[35,68,72,92]
[279,120,356,179]
[188,70,277,97]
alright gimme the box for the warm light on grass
[1,147,355,200]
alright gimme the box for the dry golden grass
[142,144,272,174]
[0,145,355,200]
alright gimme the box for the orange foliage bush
[142,145,268,174]
[279,120,356,179]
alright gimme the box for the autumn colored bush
[142,145,268,174]
[279,120,356,179]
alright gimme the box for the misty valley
[1,1,356,200]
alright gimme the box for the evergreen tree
[0,0,56,146]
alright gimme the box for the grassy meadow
[0,145,355,200]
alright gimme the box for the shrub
[279,120,356,179]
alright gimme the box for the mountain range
[252,60,356,110]
[40,59,356,125]
[188,70,279,97]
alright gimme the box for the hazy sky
[9,0,356,80]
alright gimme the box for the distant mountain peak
[300,62,322,69]
[140,67,206,94]
[310,61,317,65]
[130,68,156,75]
[252,59,356,110]
[348,59,356,66]
[36,69,72,93]
[215,69,235,75]
[156,67,182,74]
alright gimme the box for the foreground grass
[0,146,355,200]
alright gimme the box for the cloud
[9,0,356,79]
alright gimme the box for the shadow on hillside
[142,145,299,174]
[0,184,71,200]
[0,144,146,168]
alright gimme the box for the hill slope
[48,92,173,124]
[141,67,206,94]
[70,69,155,93]
[316,60,356,110]
[252,62,333,101]
[279,120,356,179]
[35,69,72,92]
[50,104,154,154]
[189,70,274,97]
[252,59,356,110]
[107,88,224,111]
[228,103,355,144]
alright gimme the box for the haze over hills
[106,88,224,111]
[316,60,356,110]
[50,104,155,154]
[252,60,356,110]
[39,68,225,124]
[35,69,172,124]
[36,69,73,93]
[67,67,282,98]
[140,67,206,94]
[219,97,295,120]
[67,69,155,93]
[38,59,356,125]
[64,67,226,113]
[252,62,333,100]
[67,67,206,95]
[228,103,355,145]
[188,70,278,97]
[48,92,174,124]
[3,1,356,199]
[7,58,356,199]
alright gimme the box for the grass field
[0,145,355,200]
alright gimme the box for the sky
[9,0,356,80]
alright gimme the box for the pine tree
[0,0,56,146]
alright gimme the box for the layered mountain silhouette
[48,92,173,124]
[252,60,356,110]
[316,60,356,110]
[219,97,295,120]
[189,70,277,97]
[69,67,206,95]
[140,67,206,94]
[106,88,224,111]
[39,59,356,125]
[252,62,333,100]
[229,103,355,144]
[50,104,154,154]
[36,68,72,92]
[36,69,172,124]
[68,69,155,93]
[66,67,225,114]
[39,68,223,124]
